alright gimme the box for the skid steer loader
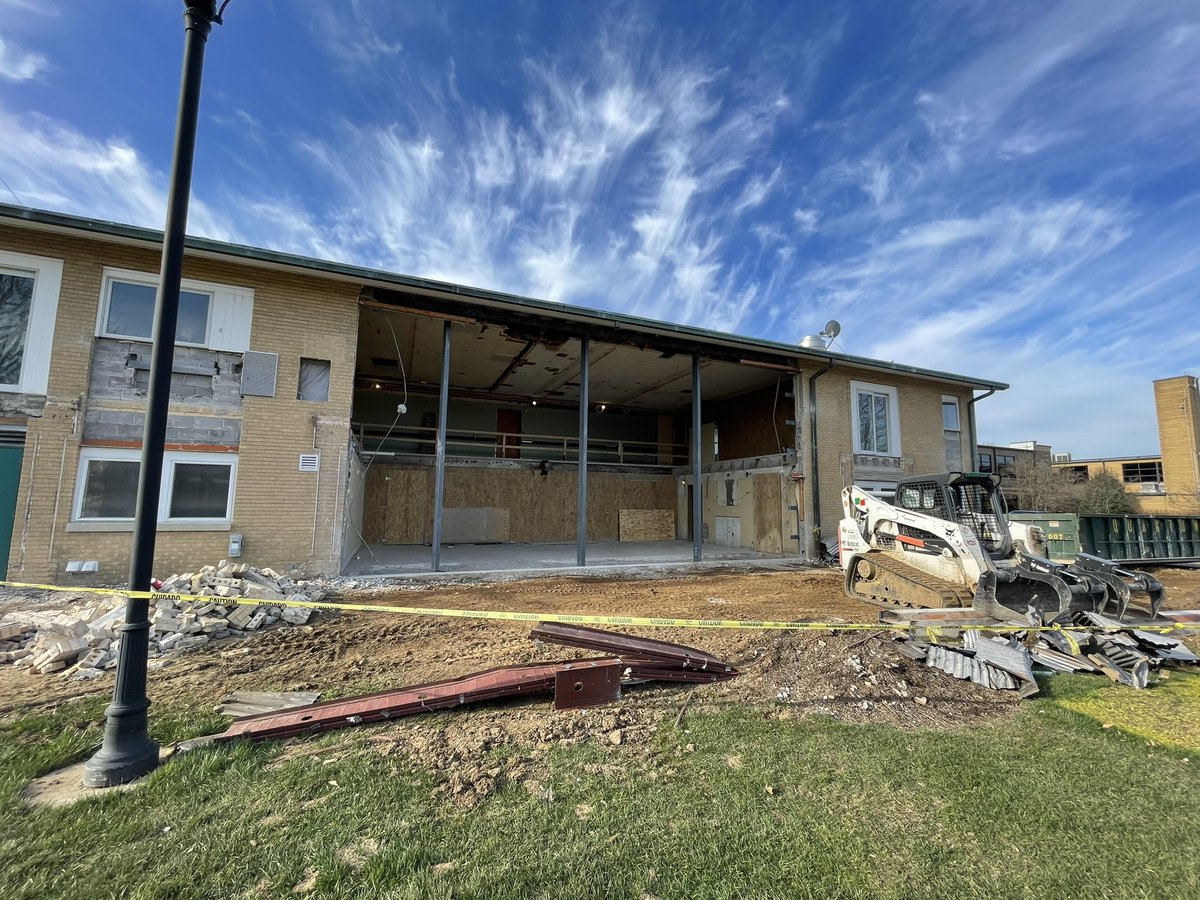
[837,472,1165,623]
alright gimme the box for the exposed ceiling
[355,308,782,412]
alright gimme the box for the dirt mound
[1,567,1028,806]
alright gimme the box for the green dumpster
[1008,512,1080,562]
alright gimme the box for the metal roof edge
[0,203,1009,391]
[1051,455,1162,464]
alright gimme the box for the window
[78,458,140,520]
[0,269,33,386]
[0,250,62,394]
[942,396,962,471]
[73,448,236,526]
[723,479,736,506]
[297,358,331,402]
[1122,461,1163,484]
[167,462,233,519]
[978,452,993,472]
[95,267,256,352]
[995,453,1016,475]
[851,382,900,455]
[1062,465,1090,483]
[101,276,210,344]
[941,398,960,431]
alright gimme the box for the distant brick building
[1051,376,1200,515]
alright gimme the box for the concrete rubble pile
[0,562,328,680]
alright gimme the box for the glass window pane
[874,394,889,454]
[942,400,959,431]
[0,270,34,385]
[106,281,209,343]
[106,281,156,338]
[80,459,140,519]
[857,392,873,451]
[298,358,331,402]
[177,290,210,344]
[169,463,232,518]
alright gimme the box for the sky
[1,0,1198,457]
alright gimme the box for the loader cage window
[897,481,947,519]
[950,481,1006,556]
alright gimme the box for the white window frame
[70,447,237,530]
[941,396,961,433]
[942,394,963,470]
[0,249,63,395]
[95,267,238,348]
[850,381,901,457]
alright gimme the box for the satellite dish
[822,319,842,339]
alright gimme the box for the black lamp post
[84,1,228,788]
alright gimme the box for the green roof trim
[0,202,1008,391]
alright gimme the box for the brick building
[1051,376,1200,515]
[0,204,1006,582]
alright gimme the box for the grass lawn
[1,673,1197,900]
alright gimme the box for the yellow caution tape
[1054,624,1083,657]
[0,580,1192,635]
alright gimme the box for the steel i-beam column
[431,321,451,571]
[692,354,702,562]
[576,338,590,566]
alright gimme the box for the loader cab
[894,472,1012,560]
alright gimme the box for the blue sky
[1,0,1198,457]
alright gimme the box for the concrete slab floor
[343,539,794,578]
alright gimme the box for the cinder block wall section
[0,224,360,582]
[1154,375,1200,513]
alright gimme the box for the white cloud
[793,208,820,235]
[0,35,47,82]
[0,101,233,241]
[733,166,782,215]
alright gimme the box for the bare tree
[1077,472,1136,515]
[1007,455,1081,512]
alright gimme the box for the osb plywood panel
[442,507,510,543]
[752,473,783,555]
[618,509,675,541]
[363,464,675,544]
[361,466,433,545]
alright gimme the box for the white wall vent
[299,452,320,473]
[241,351,279,397]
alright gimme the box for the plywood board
[364,463,674,544]
[618,508,675,542]
[442,507,510,543]
[752,473,784,555]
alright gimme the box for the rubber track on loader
[847,553,974,611]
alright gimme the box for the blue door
[0,441,24,579]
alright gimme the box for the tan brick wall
[1154,376,1200,513]
[1062,457,1189,515]
[800,364,973,547]
[1,224,359,582]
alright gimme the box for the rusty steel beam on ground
[214,662,573,743]
[554,659,621,710]
[529,621,737,675]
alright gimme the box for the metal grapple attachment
[1068,553,1166,620]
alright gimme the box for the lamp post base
[83,689,160,788]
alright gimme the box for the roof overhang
[0,203,1009,392]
